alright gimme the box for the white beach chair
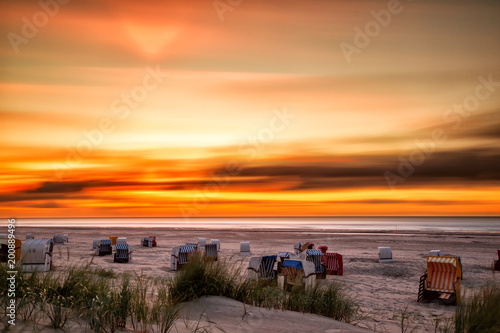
[211,239,220,250]
[205,243,218,261]
[26,233,34,240]
[240,241,250,255]
[114,244,132,263]
[21,239,53,272]
[53,233,66,244]
[92,238,102,251]
[378,247,393,263]
[428,250,443,256]
[198,237,207,250]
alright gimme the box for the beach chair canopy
[248,255,277,279]
[317,246,328,254]
[211,239,220,250]
[305,249,325,274]
[116,237,127,245]
[21,239,52,264]
[429,250,443,257]
[53,233,66,244]
[378,247,393,263]
[278,252,290,259]
[241,241,250,254]
[426,256,461,293]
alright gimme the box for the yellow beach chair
[418,256,462,305]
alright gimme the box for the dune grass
[169,254,358,322]
[453,283,500,333]
[1,255,357,331]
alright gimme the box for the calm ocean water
[13,217,500,232]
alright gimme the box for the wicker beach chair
[248,255,277,280]
[278,259,316,291]
[141,237,157,247]
[97,239,113,256]
[114,243,132,263]
[21,239,52,272]
[324,253,343,276]
[204,243,218,261]
[418,256,462,305]
[378,247,393,263]
[305,249,325,278]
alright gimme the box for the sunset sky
[1,0,499,218]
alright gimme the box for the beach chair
[495,250,500,271]
[211,239,220,250]
[141,237,156,247]
[92,238,102,251]
[324,253,343,276]
[26,233,34,240]
[429,250,443,257]
[418,256,462,305]
[149,236,157,247]
[278,259,316,291]
[247,255,277,280]
[0,237,22,262]
[241,241,250,255]
[303,249,325,278]
[114,244,132,263]
[378,247,393,263]
[116,237,127,245]
[293,242,303,254]
[97,239,113,256]
[53,233,66,244]
[171,244,197,271]
[21,239,52,272]
[204,243,218,261]
[198,238,207,250]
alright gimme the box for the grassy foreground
[0,255,357,332]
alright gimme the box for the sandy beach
[10,226,499,332]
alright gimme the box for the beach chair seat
[305,249,325,278]
[324,253,343,276]
[418,256,462,305]
[97,239,113,256]
[278,259,316,291]
[21,239,52,272]
[378,247,393,263]
[248,255,277,280]
[204,243,218,261]
[114,244,132,263]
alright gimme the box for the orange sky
[1,0,499,218]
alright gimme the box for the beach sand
[12,227,500,332]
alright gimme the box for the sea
[12,217,500,232]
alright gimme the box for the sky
[1,0,499,218]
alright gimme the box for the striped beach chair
[97,239,112,256]
[278,259,316,291]
[114,243,132,263]
[204,243,218,261]
[248,255,277,280]
[305,249,325,278]
[324,253,343,276]
[418,256,462,305]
